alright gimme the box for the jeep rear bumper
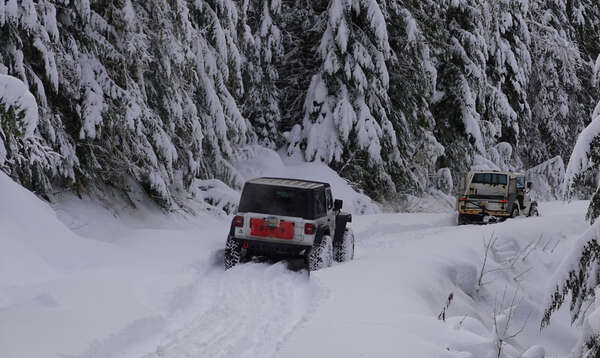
[458,209,511,217]
[458,213,508,225]
[231,237,311,259]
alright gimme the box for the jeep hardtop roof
[239,178,330,219]
[468,170,525,178]
[247,177,330,190]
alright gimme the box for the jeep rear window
[238,183,312,218]
[471,173,507,185]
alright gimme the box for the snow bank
[0,74,38,137]
[0,172,109,288]
[279,201,588,358]
[0,172,230,358]
[232,145,380,214]
[527,156,565,201]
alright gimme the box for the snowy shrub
[435,168,453,195]
[190,179,241,216]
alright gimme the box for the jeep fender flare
[333,213,352,245]
[313,227,329,246]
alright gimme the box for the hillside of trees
[0,0,599,208]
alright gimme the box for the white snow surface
[0,164,590,358]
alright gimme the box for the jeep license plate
[265,217,280,228]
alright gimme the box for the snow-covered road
[279,203,586,357]
[0,167,589,358]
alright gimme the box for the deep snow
[0,162,589,358]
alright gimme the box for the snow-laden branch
[0,74,39,138]
[563,101,600,199]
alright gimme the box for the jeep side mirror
[334,199,343,211]
[526,181,532,189]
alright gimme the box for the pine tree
[525,0,595,168]
[384,0,444,194]
[286,0,401,199]
[0,0,255,208]
[546,74,600,357]
[431,0,489,176]
[277,0,327,132]
[485,0,531,170]
[241,0,283,148]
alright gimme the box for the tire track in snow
[141,262,322,358]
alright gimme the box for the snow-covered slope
[279,202,586,358]
[0,171,227,358]
[0,168,589,358]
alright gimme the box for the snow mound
[526,156,565,201]
[0,172,112,288]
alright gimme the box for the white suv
[224,177,354,271]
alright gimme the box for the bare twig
[437,292,454,322]
[478,232,499,287]
[493,287,531,358]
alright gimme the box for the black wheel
[528,204,539,217]
[510,206,519,218]
[307,234,333,271]
[334,228,355,262]
[458,214,466,225]
[224,236,242,270]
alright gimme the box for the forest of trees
[0,0,599,208]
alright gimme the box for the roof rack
[247,177,329,190]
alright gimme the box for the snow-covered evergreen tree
[524,0,596,168]
[286,0,401,199]
[0,0,254,208]
[545,69,600,357]
[277,0,327,132]
[431,0,489,176]
[241,0,283,148]
[384,1,442,194]
[543,222,600,358]
[0,0,598,210]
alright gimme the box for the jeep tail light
[460,197,468,202]
[304,223,315,235]
[500,199,507,204]
[233,215,244,227]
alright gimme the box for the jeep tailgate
[250,218,295,240]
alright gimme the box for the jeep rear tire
[307,234,333,271]
[510,206,519,218]
[528,204,539,217]
[334,229,355,262]
[224,236,242,270]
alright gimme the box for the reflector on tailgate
[250,218,295,240]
